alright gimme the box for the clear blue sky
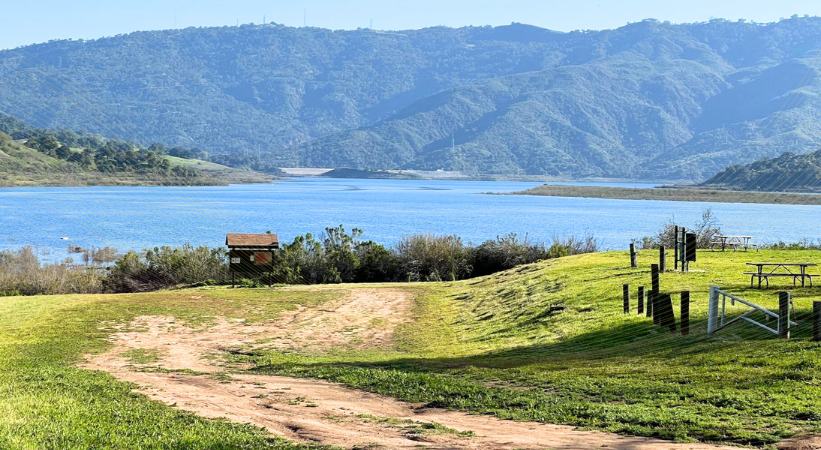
[2,0,820,50]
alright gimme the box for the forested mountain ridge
[702,149,821,192]
[1,18,820,179]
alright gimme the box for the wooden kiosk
[226,233,279,286]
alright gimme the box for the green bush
[397,234,472,281]
[104,245,228,292]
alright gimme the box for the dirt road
[83,287,741,449]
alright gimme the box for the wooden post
[659,246,666,272]
[629,243,637,268]
[778,291,791,340]
[707,286,719,336]
[623,284,630,314]
[646,291,654,318]
[650,264,659,324]
[813,301,821,342]
[650,264,659,295]
[680,291,690,336]
[673,226,679,271]
[637,286,644,315]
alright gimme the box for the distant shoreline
[278,167,677,184]
[508,185,821,205]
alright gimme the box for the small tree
[643,209,722,249]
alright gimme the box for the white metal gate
[707,286,795,336]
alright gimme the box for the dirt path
[83,288,741,449]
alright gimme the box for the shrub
[0,247,103,296]
[472,233,550,277]
[396,234,472,281]
[546,235,599,259]
[355,241,400,282]
[273,232,337,284]
[642,209,722,249]
[762,239,821,250]
[104,245,228,292]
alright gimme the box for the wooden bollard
[673,226,679,271]
[813,301,821,342]
[629,243,637,268]
[637,286,644,315]
[659,246,666,272]
[646,292,654,318]
[680,291,690,336]
[778,292,791,340]
[623,284,630,314]
[650,264,660,295]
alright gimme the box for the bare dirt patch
[83,287,739,449]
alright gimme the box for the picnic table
[744,262,817,288]
[710,235,752,251]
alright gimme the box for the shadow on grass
[255,309,819,374]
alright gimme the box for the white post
[707,286,719,336]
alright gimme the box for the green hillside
[0,19,820,179]
[0,120,271,186]
[0,249,819,447]
[702,149,821,192]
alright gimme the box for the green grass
[122,348,162,364]
[0,286,339,449]
[246,250,821,447]
[1,250,819,448]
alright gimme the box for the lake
[0,178,818,263]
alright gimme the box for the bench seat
[743,272,815,287]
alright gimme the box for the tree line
[0,113,208,177]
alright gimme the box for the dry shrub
[0,247,103,296]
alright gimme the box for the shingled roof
[225,233,279,248]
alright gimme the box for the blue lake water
[0,178,818,262]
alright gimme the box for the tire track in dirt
[83,288,741,449]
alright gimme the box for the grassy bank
[1,250,819,447]
[513,185,821,205]
[249,249,821,447]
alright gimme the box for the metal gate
[707,286,795,337]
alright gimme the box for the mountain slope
[701,149,821,192]
[1,18,820,179]
[0,115,270,186]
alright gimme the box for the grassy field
[0,288,335,449]
[0,249,819,448]
[514,185,821,205]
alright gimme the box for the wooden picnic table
[744,262,817,288]
[710,235,752,251]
